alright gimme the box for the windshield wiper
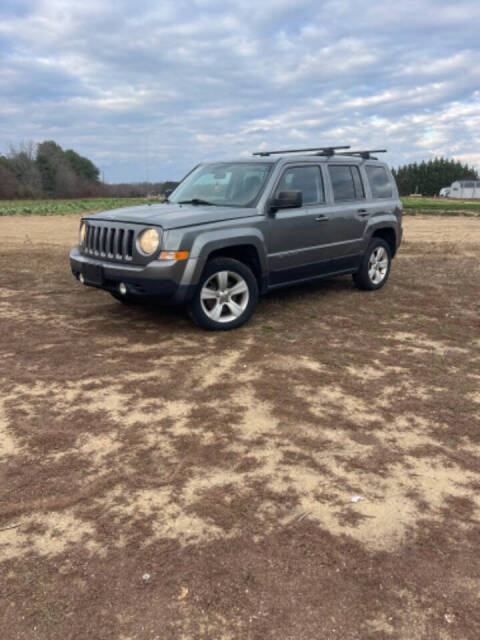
[177,198,217,206]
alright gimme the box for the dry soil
[0,215,479,639]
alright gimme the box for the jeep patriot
[70,146,402,330]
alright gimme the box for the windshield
[169,162,272,207]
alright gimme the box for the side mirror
[270,190,303,211]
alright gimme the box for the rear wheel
[353,238,392,290]
[188,257,259,330]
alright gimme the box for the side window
[275,166,324,205]
[328,165,365,201]
[366,166,393,199]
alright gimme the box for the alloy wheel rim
[368,246,389,285]
[200,271,249,323]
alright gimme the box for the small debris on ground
[0,523,20,532]
[177,586,189,601]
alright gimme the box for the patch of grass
[0,197,154,217]
[402,196,480,214]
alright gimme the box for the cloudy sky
[1,0,479,182]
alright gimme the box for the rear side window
[366,165,393,199]
[275,165,324,204]
[328,165,365,201]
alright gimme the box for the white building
[448,180,480,199]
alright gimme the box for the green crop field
[0,197,152,217]
[402,196,480,214]
[1,196,480,217]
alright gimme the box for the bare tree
[7,141,42,196]
[0,163,20,198]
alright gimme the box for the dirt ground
[0,215,479,639]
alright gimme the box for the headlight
[79,222,86,246]
[138,228,160,255]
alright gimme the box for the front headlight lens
[138,228,160,255]
[79,222,86,246]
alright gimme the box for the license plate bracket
[82,263,103,285]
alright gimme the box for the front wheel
[188,258,259,330]
[353,238,392,290]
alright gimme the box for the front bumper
[69,246,196,304]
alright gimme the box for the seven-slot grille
[84,223,135,261]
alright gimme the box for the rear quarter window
[366,165,393,199]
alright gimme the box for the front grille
[84,223,135,262]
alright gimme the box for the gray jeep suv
[70,146,402,330]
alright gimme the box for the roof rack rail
[252,145,350,157]
[337,149,387,159]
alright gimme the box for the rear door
[325,163,370,258]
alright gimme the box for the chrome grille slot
[101,228,107,255]
[114,228,121,257]
[94,226,100,254]
[87,226,93,252]
[85,226,92,251]
[109,228,116,256]
[104,228,111,256]
[117,229,125,258]
[127,230,134,258]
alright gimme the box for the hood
[83,203,259,230]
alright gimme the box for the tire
[109,291,143,305]
[188,257,259,330]
[353,238,392,291]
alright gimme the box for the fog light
[119,282,127,296]
[79,273,85,284]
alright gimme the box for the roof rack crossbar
[252,145,350,157]
[337,149,387,159]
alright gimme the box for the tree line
[0,140,178,199]
[392,157,478,197]
[2,141,477,200]
[0,141,103,199]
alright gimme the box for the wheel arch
[187,230,268,293]
[370,226,397,257]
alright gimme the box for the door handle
[357,209,369,217]
[315,215,329,222]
